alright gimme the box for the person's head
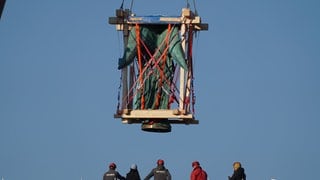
[233,162,241,171]
[157,159,164,166]
[109,162,117,170]
[131,164,137,170]
[192,161,200,168]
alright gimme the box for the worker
[228,161,246,180]
[190,161,208,180]
[144,159,171,180]
[103,162,125,180]
[126,163,141,180]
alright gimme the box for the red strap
[135,24,145,109]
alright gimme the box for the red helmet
[157,159,164,165]
[109,162,117,169]
[192,161,200,167]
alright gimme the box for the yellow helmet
[233,162,241,170]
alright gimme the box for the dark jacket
[126,168,141,180]
[229,167,246,180]
[144,165,171,180]
[103,169,126,180]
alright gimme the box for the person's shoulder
[239,167,245,172]
[151,167,157,171]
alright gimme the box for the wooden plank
[120,118,199,125]
[108,9,209,31]
[114,109,194,119]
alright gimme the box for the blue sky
[1,0,319,179]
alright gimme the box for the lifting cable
[119,0,134,12]
[186,0,190,8]
[193,0,198,15]
[186,0,198,15]
[130,0,134,13]
[119,0,124,9]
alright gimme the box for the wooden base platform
[114,109,199,124]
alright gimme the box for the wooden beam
[120,118,199,125]
[114,109,194,119]
[108,8,209,31]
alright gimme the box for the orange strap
[135,24,145,109]
[155,24,171,108]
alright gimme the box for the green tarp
[118,25,187,110]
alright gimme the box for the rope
[125,25,179,109]
[115,1,200,113]
[154,24,171,108]
[181,24,197,113]
[135,24,145,109]
[136,26,178,88]
[119,25,190,110]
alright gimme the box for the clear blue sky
[1,0,319,179]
